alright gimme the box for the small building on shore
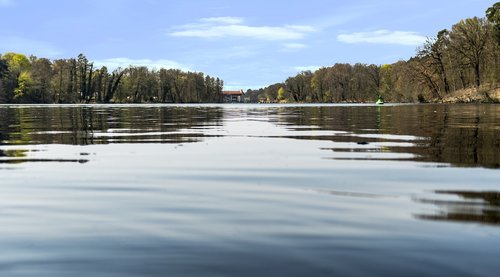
[222,90,244,103]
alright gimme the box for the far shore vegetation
[1,3,499,104]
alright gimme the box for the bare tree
[449,17,492,87]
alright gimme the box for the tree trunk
[86,63,93,103]
[474,63,481,87]
[437,58,450,94]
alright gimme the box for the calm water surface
[1,104,499,276]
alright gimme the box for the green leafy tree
[0,57,9,102]
[311,68,328,102]
[2,53,31,102]
[13,71,32,100]
[486,2,500,44]
[379,64,393,98]
[3,52,30,72]
[277,87,285,101]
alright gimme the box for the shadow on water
[415,190,500,225]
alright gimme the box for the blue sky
[0,0,495,90]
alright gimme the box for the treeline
[247,3,500,103]
[0,53,224,103]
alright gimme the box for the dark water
[1,104,499,276]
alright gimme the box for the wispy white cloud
[93,57,191,71]
[199,16,243,25]
[170,17,316,41]
[282,43,308,52]
[337,30,426,46]
[293,65,322,72]
[0,37,62,57]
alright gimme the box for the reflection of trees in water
[415,190,500,225]
[0,149,27,158]
[419,105,499,168]
[278,105,500,168]
[0,106,224,145]
[1,104,499,167]
[0,147,88,165]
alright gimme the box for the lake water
[1,104,499,276]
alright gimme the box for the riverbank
[437,87,500,103]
